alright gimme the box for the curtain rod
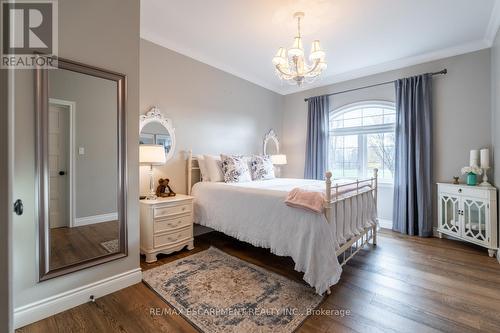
[303,69,447,102]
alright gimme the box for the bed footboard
[324,169,378,295]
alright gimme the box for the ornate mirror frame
[263,129,280,155]
[36,57,128,281]
[139,106,176,162]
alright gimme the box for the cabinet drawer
[439,185,488,199]
[154,227,192,248]
[154,214,192,233]
[153,203,192,218]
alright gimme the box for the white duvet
[192,178,377,294]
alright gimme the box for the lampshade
[139,144,166,165]
[309,40,325,60]
[272,47,287,65]
[271,154,287,165]
[288,37,304,57]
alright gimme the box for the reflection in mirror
[37,58,127,280]
[139,106,176,163]
[140,122,172,156]
[263,129,280,155]
[48,69,119,270]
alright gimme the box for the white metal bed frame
[186,151,378,294]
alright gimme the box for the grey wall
[12,0,140,321]
[1,67,13,331]
[282,49,491,225]
[140,39,284,195]
[50,69,118,218]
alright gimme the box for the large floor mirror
[36,57,127,280]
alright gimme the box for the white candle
[480,148,490,168]
[470,149,479,167]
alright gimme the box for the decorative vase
[466,172,477,186]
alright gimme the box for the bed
[186,151,378,294]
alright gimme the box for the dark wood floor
[19,229,500,333]
[50,221,119,270]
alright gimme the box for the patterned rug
[142,247,323,333]
[100,239,118,253]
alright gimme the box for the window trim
[329,100,396,183]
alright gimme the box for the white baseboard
[74,212,118,227]
[378,218,392,229]
[14,268,142,329]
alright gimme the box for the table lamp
[271,154,287,177]
[140,144,166,199]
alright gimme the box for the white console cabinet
[437,183,497,257]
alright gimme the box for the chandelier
[272,12,327,86]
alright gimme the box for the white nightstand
[140,194,194,263]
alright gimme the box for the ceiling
[141,0,500,95]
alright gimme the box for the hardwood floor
[18,229,500,333]
[50,221,119,270]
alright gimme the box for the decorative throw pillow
[220,154,252,183]
[250,155,275,180]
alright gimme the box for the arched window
[329,101,395,182]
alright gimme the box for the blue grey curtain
[304,95,329,180]
[392,74,433,237]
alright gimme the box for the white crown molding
[484,0,500,46]
[280,39,491,95]
[140,29,281,94]
[14,268,142,329]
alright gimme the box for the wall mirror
[263,129,280,155]
[139,106,175,162]
[36,57,127,281]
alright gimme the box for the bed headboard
[187,150,202,195]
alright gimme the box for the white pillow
[220,154,253,183]
[204,154,224,182]
[195,155,210,181]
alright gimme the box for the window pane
[344,135,358,148]
[343,117,362,128]
[332,119,343,129]
[383,114,396,124]
[363,115,383,126]
[343,109,362,119]
[363,108,383,117]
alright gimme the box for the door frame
[49,98,76,228]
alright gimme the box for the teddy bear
[156,178,176,197]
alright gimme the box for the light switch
[79,147,85,155]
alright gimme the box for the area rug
[142,247,323,333]
[100,239,118,253]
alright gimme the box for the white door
[461,196,489,246]
[438,193,461,237]
[49,104,70,228]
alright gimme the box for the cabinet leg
[438,232,443,239]
[488,249,496,258]
[187,240,194,250]
[145,253,158,263]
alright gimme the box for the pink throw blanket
[285,188,325,214]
